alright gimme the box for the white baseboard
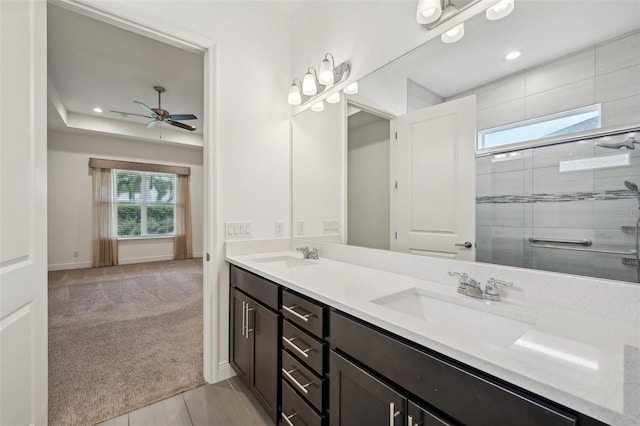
[48,261,93,271]
[213,362,235,384]
[118,254,175,265]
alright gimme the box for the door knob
[455,241,473,249]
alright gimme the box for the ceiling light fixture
[486,0,515,21]
[505,50,521,60]
[344,82,359,95]
[288,79,302,105]
[288,53,350,108]
[326,92,341,104]
[416,0,443,24]
[93,107,103,113]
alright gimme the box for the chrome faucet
[448,273,514,301]
[296,246,319,260]
[448,272,483,299]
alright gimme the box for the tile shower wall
[476,138,640,283]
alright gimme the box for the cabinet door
[230,288,251,381]
[331,351,405,426]
[408,401,454,426]
[251,301,279,421]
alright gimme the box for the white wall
[79,0,292,381]
[47,130,204,270]
[347,114,390,250]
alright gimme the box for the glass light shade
[311,101,324,112]
[416,0,442,24]
[486,0,514,21]
[505,50,521,61]
[302,71,317,96]
[343,82,359,95]
[288,83,301,105]
[326,92,340,104]
[441,23,465,44]
[318,59,335,85]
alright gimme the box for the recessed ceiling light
[505,50,521,61]
[93,107,103,113]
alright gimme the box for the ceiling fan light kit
[109,85,198,131]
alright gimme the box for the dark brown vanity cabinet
[229,267,280,423]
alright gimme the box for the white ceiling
[47,4,204,139]
[366,0,640,98]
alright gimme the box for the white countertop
[225,247,640,426]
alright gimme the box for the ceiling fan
[110,86,197,131]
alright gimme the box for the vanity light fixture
[505,50,521,60]
[288,53,350,107]
[288,79,302,105]
[93,107,103,113]
[311,101,324,112]
[416,0,443,24]
[486,0,515,21]
[440,1,464,43]
[343,82,359,95]
[302,68,320,96]
[326,92,341,104]
[319,53,336,85]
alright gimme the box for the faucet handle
[448,271,468,280]
[484,278,513,301]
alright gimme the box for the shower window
[477,104,602,154]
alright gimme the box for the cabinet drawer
[282,350,324,412]
[283,320,325,375]
[282,380,323,426]
[230,265,278,310]
[330,311,577,426]
[282,290,324,338]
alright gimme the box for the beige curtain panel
[174,174,193,260]
[92,167,118,267]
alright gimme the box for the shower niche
[476,129,640,283]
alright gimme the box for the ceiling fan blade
[167,114,197,121]
[109,110,153,119]
[167,119,196,131]
[147,120,161,129]
[134,101,158,118]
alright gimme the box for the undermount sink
[252,255,317,268]
[371,287,536,347]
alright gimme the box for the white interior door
[391,95,476,260]
[0,1,48,424]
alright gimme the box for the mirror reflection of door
[392,95,477,260]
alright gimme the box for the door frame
[51,0,220,383]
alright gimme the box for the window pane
[147,173,175,203]
[117,205,141,236]
[147,205,174,235]
[116,171,142,202]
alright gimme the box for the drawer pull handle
[283,304,313,322]
[282,336,312,358]
[281,411,297,426]
[389,402,400,426]
[282,367,312,395]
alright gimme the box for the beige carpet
[48,259,205,426]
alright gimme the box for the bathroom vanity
[226,240,640,426]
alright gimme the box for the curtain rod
[88,158,190,176]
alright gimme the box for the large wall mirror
[292,0,640,284]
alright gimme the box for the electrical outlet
[225,221,253,240]
[275,221,285,237]
[296,221,305,236]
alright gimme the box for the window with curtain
[115,170,177,237]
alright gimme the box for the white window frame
[115,170,176,239]
[477,104,602,155]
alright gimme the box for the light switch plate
[296,221,305,236]
[322,220,340,234]
[225,221,253,240]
